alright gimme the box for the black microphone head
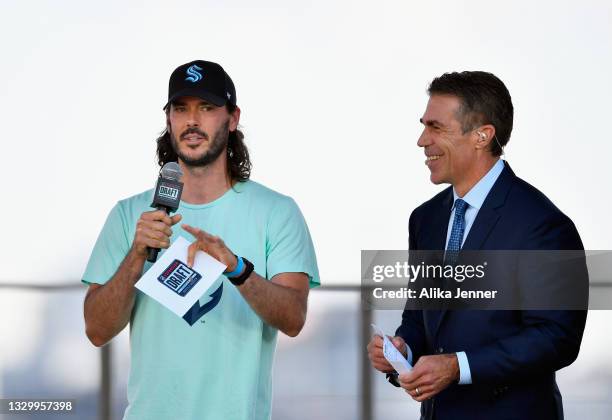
[151,162,184,213]
[161,162,183,181]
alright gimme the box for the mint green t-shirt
[82,180,319,420]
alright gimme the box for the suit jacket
[396,163,588,420]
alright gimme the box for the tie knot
[454,199,468,216]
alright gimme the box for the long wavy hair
[156,103,251,181]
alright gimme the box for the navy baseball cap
[164,60,237,109]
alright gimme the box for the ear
[474,124,496,150]
[229,106,241,131]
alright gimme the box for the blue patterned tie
[445,199,468,265]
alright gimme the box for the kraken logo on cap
[185,64,204,83]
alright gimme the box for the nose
[417,128,430,148]
[186,109,199,127]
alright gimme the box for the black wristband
[228,257,254,286]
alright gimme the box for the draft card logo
[185,64,204,83]
[158,259,202,296]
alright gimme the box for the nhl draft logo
[158,259,202,296]
[185,64,203,82]
[158,183,180,200]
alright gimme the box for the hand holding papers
[371,323,412,374]
[135,236,227,324]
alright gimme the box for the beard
[169,120,229,167]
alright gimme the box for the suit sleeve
[466,213,588,385]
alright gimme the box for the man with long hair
[82,60,319,420]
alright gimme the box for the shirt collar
[452,159,505,211]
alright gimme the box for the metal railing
[0,282,112,420]
[0,283,370,420]
[1,281,610,420]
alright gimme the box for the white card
[371,323,412,374]
[135,236,227,318]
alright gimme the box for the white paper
[371,323,412,374]
[135,236,227,318]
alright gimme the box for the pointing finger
[199,229,216,241]
[182,224,200,237]
[187,241,197,268]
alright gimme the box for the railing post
[100,342,112,420]
[360,307,373,420]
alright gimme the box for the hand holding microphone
[131,210,182,261]
[133,162,185,262]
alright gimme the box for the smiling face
[417,94,480,188]
[167,96,240,168]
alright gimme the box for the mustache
[180,127,209,140]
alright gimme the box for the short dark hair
[155,103,252,181]
[428,71,513,156]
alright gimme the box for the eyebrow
[420,118,444,127]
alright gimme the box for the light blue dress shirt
[447,159,505,384]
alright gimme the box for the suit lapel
[423,189,453,340]
[432,163,515,337]
[424,191,453,250]
[461,208,500,251]
[462,164,515,250]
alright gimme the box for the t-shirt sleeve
[265,197,320,288]
[82,202,131,286]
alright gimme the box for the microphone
[147,162,184,262]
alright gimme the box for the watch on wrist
[227,256,254,286]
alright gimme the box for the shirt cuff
[456,351,472,385]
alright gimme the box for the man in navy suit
[367,71,587,419]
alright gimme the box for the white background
[1,0,610,286]
[0,1,611,418]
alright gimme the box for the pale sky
[1,0,610,286]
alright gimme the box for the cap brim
[163,88,227,110]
